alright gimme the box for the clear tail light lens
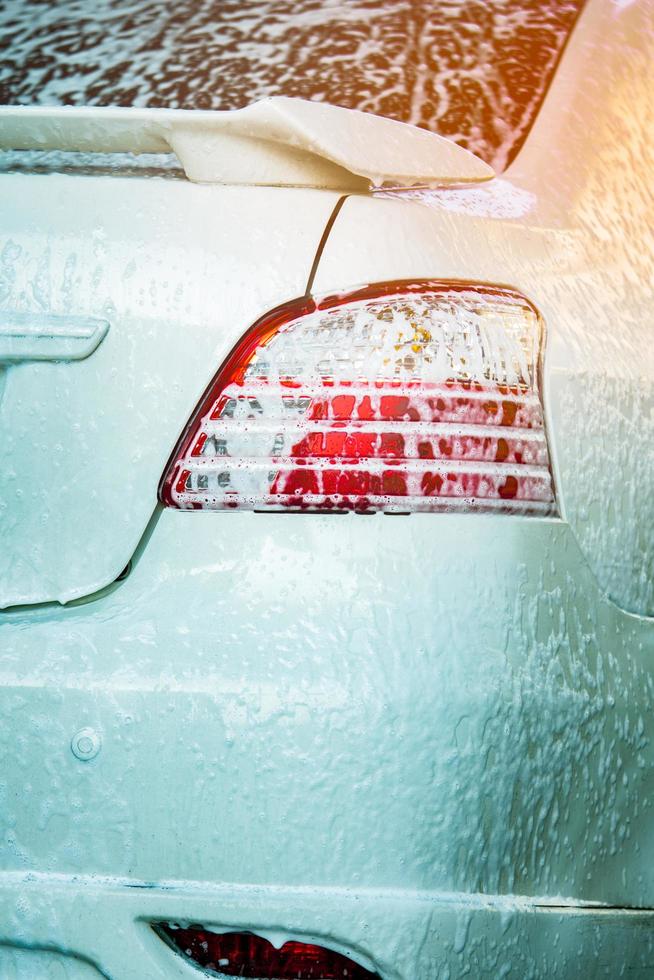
[160,281,556,515]
[158,925,380,979]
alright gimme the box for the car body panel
[0,177,340,608]
[314,0,654,617]
[1,509,654,976]
[0,946,104,980]
[3,879,654,980]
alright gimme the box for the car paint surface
[0,180,340,606]
[1,0,654,978]
[316,0,654,617]
[2,509,654,979]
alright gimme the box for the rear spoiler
[0,97,494,190]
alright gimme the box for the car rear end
[1,0,654,978]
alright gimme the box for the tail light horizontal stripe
[172,492,555,514]
[196,421,549,465]
[183,456,550,479]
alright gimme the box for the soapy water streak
[0,0,584,170]
[168,289,556,512]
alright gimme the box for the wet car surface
[5,1,654,978]
[1,0,583,170]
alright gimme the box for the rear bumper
[2,874,654,979]
[2,509,654,977]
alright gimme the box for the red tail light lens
[158,925,380,979]
[160,280,555,515]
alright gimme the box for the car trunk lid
[0,172,340,607]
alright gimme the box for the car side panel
[313,0,654,616]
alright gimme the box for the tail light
[157,925,379,979]
[160,280,555,515]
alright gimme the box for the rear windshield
[0,0,584,171]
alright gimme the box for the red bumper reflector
[158,925,380,979]
[160,280,556,515]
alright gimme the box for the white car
[0,0,653,977]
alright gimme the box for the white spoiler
[0,97,494,190]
